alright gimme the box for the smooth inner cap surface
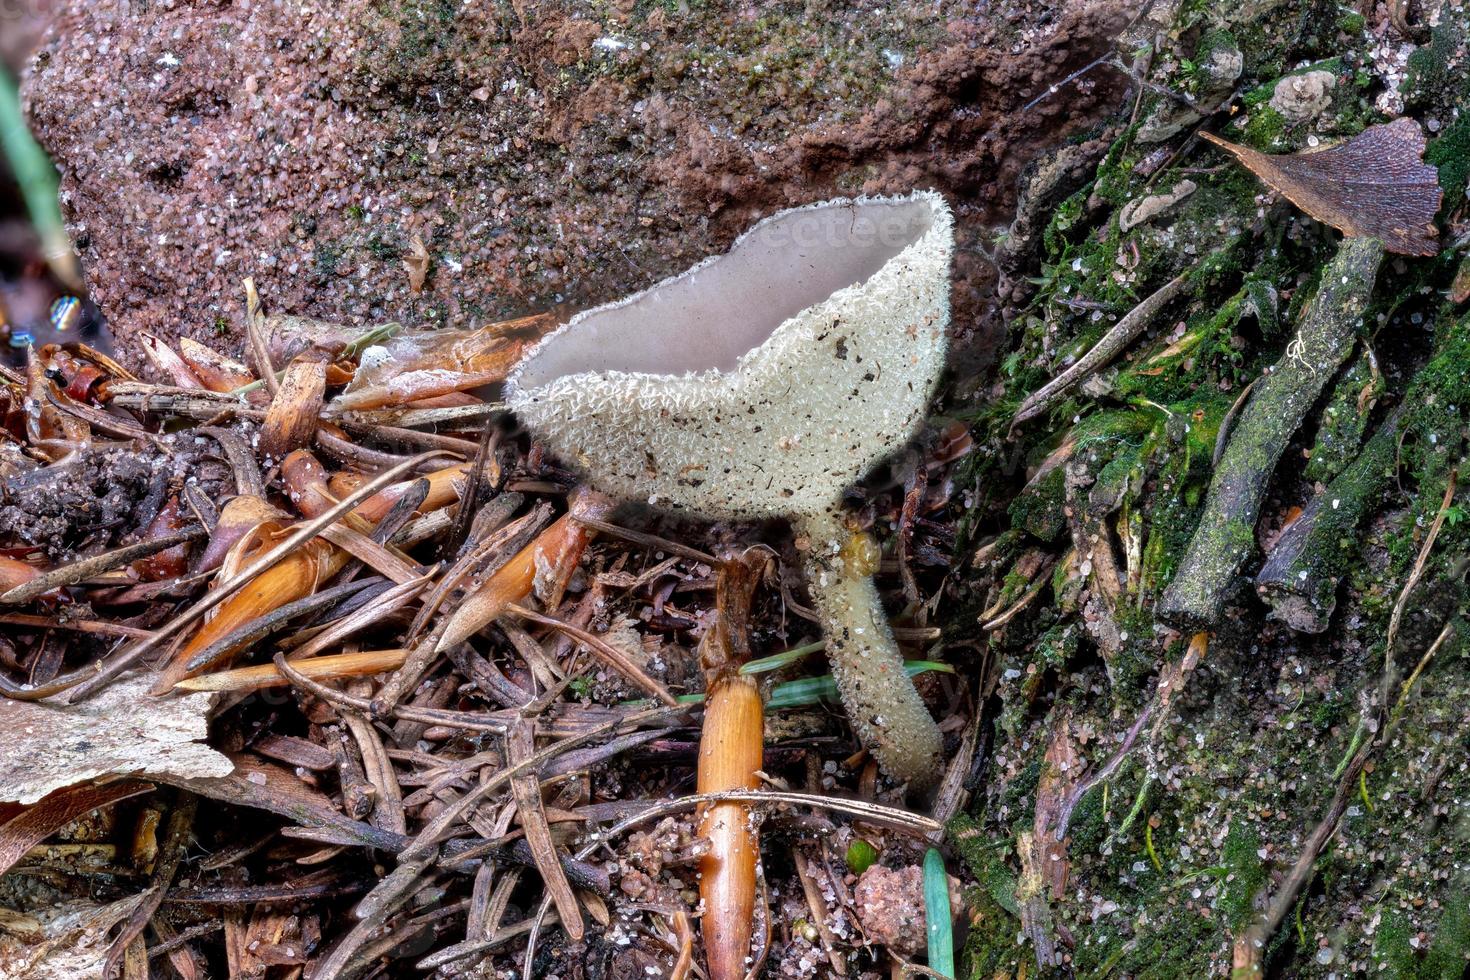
[512,197,938,389]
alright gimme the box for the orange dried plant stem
[436,492,611,651]
[695,549,769,980]
[174,648,410,693]
[697,671,763,980]
[150,526,347,693]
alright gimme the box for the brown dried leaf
[404,234,431,294]
[139,333,204,389]
[259,356,327,459]
[0,781,152,877]
[264,313,362,364]
[178,337,257,394]
[0,673,232,804]
[333,313,555,412]
[1452,254,1470,305]
[159,753,405,850]
[1202,118,1442,256]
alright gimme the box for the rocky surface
[23,0,1137,375]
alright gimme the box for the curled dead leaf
[404,234,431,294]
[1120,179,1197,231]
[259,356,327,459]
[333,312,556,412]
[1203,118,1443,256]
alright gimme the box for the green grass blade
[650,660,953,710]
[764,660,953,710]
[924,847,955,978]
[737,640,825,675]
[0,67,76,286]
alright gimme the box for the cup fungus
[506,190,953,785]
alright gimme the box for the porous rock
[23,0,1137,373]
[1270,69,1338,125]
[854,864,929,955]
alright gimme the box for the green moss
[315,242,344,277]
[1373,909,1422,977]
[1010,465,1067,541]
[1091,120,1147,209]
[1427,114,1470,214]
[950,814,1023,979]
[1421,897,1470,978]
[1240,104,1290,149]
[1098,901,1222,979]
[367,233,402,261]
[1402,18,1467,110]
[959,885,1025,979]
[1042,186,1092,257]
[1220,821,1266,930]
[1338,11,1366,34]
[1305,348,1382,484]
[1003,758,1043,822]
[1067,783,1110,856]
[1033,622,1081,671]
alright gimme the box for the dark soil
[0,437,230,559]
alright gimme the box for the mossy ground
[942,2,1470,976]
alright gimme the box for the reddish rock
[23,0,1136,374]
[854,863,928,955]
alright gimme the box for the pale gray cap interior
[513,196,939,389]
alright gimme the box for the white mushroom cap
[506,191,953,520]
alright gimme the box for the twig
[289,573,432,661]
[243,279,280,398]
[176,649,410,692]
[322,705,685,976]
[1212,378,1257,470]
[1160,239,1384,630]
[1235,472,1456,975]
[508,719,585,940]
[1055,701,1154,841]
[1255,408,1405,632]
[574,516,719,566]
[181,577,386,674]
[41,450,456,704]
[1232,738,1370,977]
[0,531,204,605]
[0,452,449,705]
[794,849,848,976]
[508,603,680,707]
[1011,271,1189,428]
[271,654,507,734]
[198,426,265,498]
[0,613,152,639]
[515,789,942,980]
[1391,621,1455,726]
[103,792,198,978]
[1384,468,1457,666]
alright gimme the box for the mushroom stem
[799,508,942,787]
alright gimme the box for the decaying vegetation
[954,1,1470,976]
[0,295,957,978]
[2,0,1470,977]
